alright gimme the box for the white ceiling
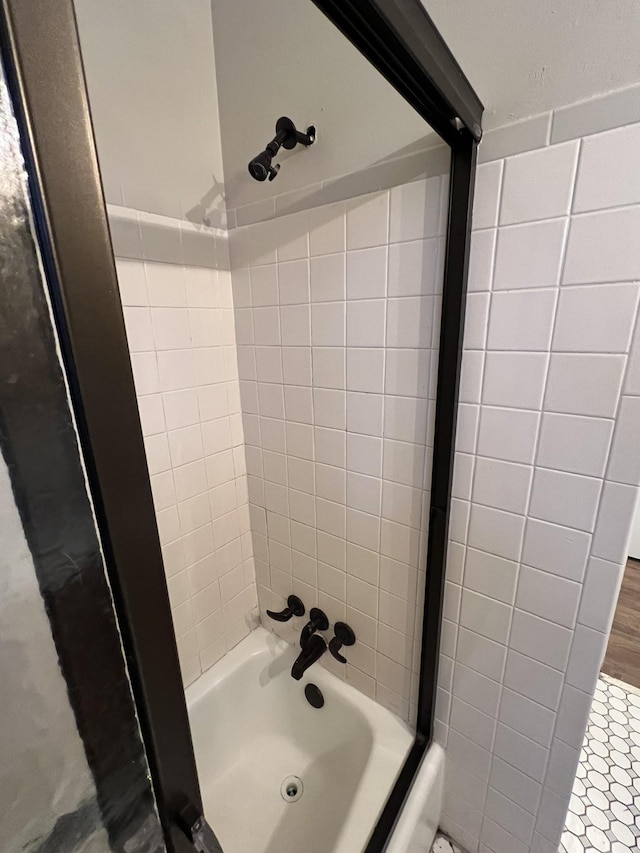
[425,0,640,128]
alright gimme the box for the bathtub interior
[187,628,414,853]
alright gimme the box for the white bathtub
[186,626,440,853]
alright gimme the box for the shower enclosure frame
[0,0,482,851]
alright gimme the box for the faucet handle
[300,607,329,648]
[329,622,356,664]
[266,594,305,622]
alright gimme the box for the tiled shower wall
[437,119,640,852]
[230,173,448,720]
[114,218,257,687]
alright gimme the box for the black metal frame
[0,0,481,850]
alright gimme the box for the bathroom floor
[560,674,640,853]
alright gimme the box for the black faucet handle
[329,622,356,664]
[300,607,329,648]
[266,595,305,622]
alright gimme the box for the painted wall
[230,168,448,721]
[437,108,640,853]
[425,0,640,130]
[74,0,226,226]
[114,217,257,687]
[209,0,430,211]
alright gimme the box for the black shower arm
[248,116,315,182]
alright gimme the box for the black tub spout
[291,634,327,680]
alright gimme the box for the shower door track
[0,0,482,851]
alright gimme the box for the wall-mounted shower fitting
[266,594,306,622]
[248,116,316,182]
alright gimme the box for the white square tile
[484,789,535,846]
[347,247,387,299]
[500,141,578,225]
[384,395,428,443]
[282,347,312,386]
[493,219,567,290]
[144,433,171,475]
[347,299,386,347]
[553,283,639,353]
[168,424,204,467]
[174,460,208,502]
[313,388,346,430]
[347,392,383,436]
[123,307,154,352]
[385,349,430,397]
[310,253,346,302]
[386,296,434,348]
[544,353,625,418]
[516,565,580,629]
[151,307,191,350]
[161,388,198,432]
[346,472,382,516]
[536,412,613,477]
[460,589,511,644]
[452,663,501,718]
[388,238,439,297]
[467,504,525,561]
[381,480,422,529]
[347,507,380,551]
[487,290,556,352]
[455,404,480,454]
[308,203,345,256]
[280,304,310,346]
[464,548,518,604]
[607,396,640,486]
[146,261,186,306]
[117,259,148,305]
[312,347,345,389]
[257,383,284,419]
[461,293,490,354]
[137,394,166,436]
[499,688,556,748]
[472,457,532,515]
[284,385,313,424]
[578,556,625,633]
[489,757,542,817]
[591,480,639,564]
[522,518,590,582]
[468,229,496,292]
[389,176,441,242]
[482,352,548,410]
[473,160,503,229]
[459,351,485,404]
[529,467,601,532]
[565,624,607,694]
[382,439,425,487]
[450,696,496,751]
[250,264,278,306]
[563,207,640,284]
[189,308,222,348]
[573,123,640,212]
[346,192,389,250]
[255,346,283,384]
[509,608,572,670]
[278,259,309,304]
[151,470,176,511]
[493,724,548,784]
[346,348,384,393]
[314,426,345,467]
[253,306,281,345]
[347,433,382,477]
[456,627,506,683]
[311,302,345,347]
[477,407,540,465]
[187,267,218,309]
[316,463,345,504]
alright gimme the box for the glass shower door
[0,5,220,851]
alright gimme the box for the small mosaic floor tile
[560,674,640,853]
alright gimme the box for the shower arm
[248,116,316,182]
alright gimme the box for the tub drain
[280,775,303,803]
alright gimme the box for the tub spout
[291,633,327,680]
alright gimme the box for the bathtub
[186,626,439,853]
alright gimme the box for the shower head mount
[248,116,316,182]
